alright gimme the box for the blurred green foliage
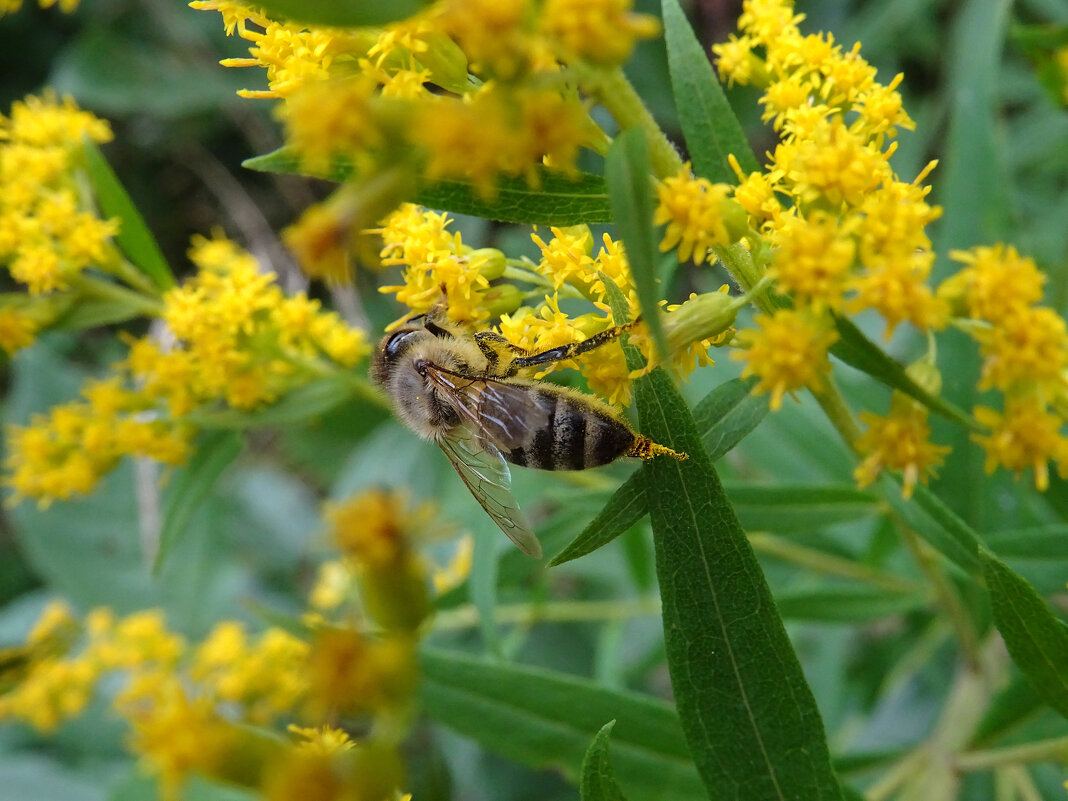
[1,0,1067,800]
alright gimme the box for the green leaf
[981,548,1068,721]
[774,588,926,623]
[830,315,977,431]
[254,0,431,26]
[580,722,627,801]
[243,149,612,224]
[662,0,760,181]
[604,279,843,801]
[693,377,769,461]
[549,377,768,566]
[728,484,879,534]
[604,128,669,363]
[984,525,1068,560]
[183,377,358,430]
[970,672,1044,747]
[880,478,982,575]
[154,430,243,574]
[51,298,145,331]
[82,139,175,291]
[419,649,703,801]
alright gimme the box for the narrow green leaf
[880,478,982,575]
[548,478,646,567]
[183,377,357,430]
[970,672,1044,747]
[580,722,627,801]
[774,588,926,623]
[154,430,243,574]
[728,484,879,534]
[549,377,768,566]
[662,0,759,181]
[983,525,1068,560]
[981,548,1068,721]
[243,149,612,224]
[419,649,704,801]
[830,315,978,431]
[605,279,843,801]
[51,298,144,331]
[82,139,175,291]
[693,377,769,461]
[254,0,430,26]
[604,129,669,363]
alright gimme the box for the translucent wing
[422,364,549,451]
[437,425,542,558]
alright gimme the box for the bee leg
[508,319,643,373]
[627,435,688,461]
[474,331,529,376]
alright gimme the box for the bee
[371,311,687,558]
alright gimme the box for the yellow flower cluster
[705,0,952,489]
[0,92,118,352]
[0,489,432,799]
[943,245,1068,490]
[0,0,78,17]
[130,232,368,414]
[711,0,1068,492]
[193,0,649,196]
[4,233,370,505]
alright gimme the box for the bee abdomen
[506,390,635,470]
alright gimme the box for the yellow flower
[847,250,948,338]
[434,0,544,80]
[943,244,1046,321]
[784,116,892,208]
[974,398,1068,491]
[192,623,310,723]
[540,0,660,66]
[733,309,839,410]
[0,305,39,354]
[654,166,736,265]
[280,77,382,176]
[975,306,1068,395]
[531,225,595,290]
[770,211,855,311]
[854,402,950,498]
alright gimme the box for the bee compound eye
[384,329,418,360]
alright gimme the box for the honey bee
[371,311,687,558]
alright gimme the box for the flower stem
[69,274,166,317]
[570,63,683,179]
[956,736,1068,771]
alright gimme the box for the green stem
[69,274,166,316]
[956,736,1068,771]
[570,63,684,179]
[898,523,981,669]
[502,264,584,299]
[433,596,660,630]
[748,532,922,593]
[811,374,863,452]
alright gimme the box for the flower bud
[415,32,471,94]
[480,282,523,318]
[468,248,506,281]
[665,290,738,353]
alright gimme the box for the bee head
[370,326,425,385]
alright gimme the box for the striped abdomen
[504,388,636,470]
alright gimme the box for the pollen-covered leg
[627,436,688,461]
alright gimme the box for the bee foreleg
[474,331,529,375]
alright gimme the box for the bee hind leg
[627,436,688,461]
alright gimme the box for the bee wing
[438,426,543,558]
[423,364,549,451]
